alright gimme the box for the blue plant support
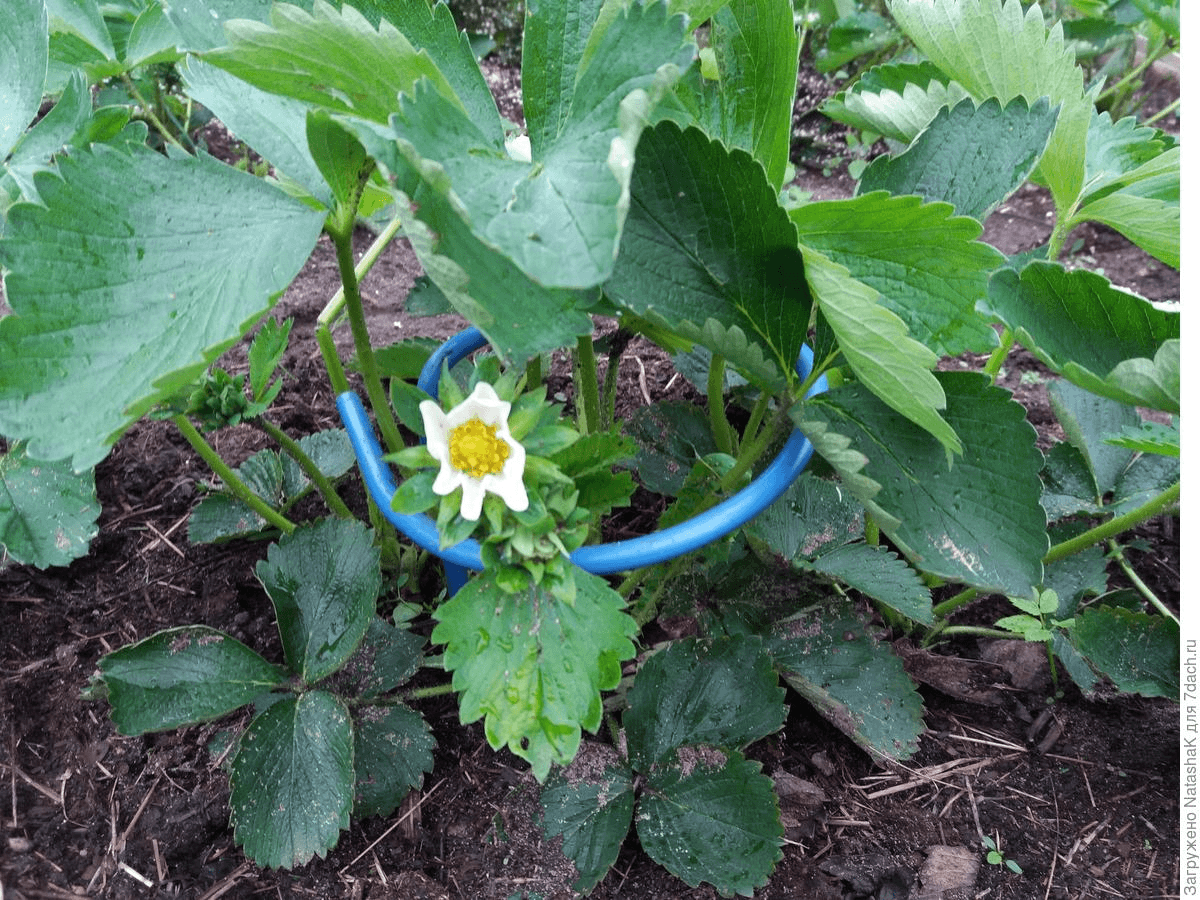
[337,326,828,595]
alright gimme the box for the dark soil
[1,34,1180,900]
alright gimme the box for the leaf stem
[575,334,601,435]
[318,216,404,327]
[1042,481,1179,566]
[172,415,296,534]
[718,404,790,494]
[742,391,770,448]
[403,682,456,701]
[982,328,1015,380]
[1106,538,1178,624]
[707,354,735,454]
[121,73,188,152]
[255,417,354,518]
[330,226,405,454]
[316,323,351,395]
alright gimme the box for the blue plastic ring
[337,326,827,578]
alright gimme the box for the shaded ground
[1,35,1180,900]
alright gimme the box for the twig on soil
[339,777,446,875]
[0,760,59,805]
[141,511,190,558]
[197,861,253,900]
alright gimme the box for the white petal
[489,473,528,512]
[420,400,450,457]
[458,480,486,521]
[431,465,462,497]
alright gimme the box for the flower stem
[255,417,354,518]
[173,415,296,534]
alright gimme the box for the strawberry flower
[420,382,528,521]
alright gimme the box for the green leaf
[363,0,504,144]
[1107,448,1178,520]
[248,318,292,401]
[669,0,799,190]
[626,401,719,495]
[1040,441,1103,520]
[1043,522,1108,608]
[431,566,637,781]
[380,0,693,297]
[163,0,274,51]
[188,429,355,542]
[307,110,372,220]
[124,0,184,67]
[792,192,1002,357]
[1104,417,1180,453]
[768,599,924,761]
[803,375,1047,596]
[984,262,1180,413]
[3,69,91,205]
[888,0,1091,212]
[1080,110,1171,204]
[230,691,354,868]
[800,248,961,459]
[46,0,114,59]
[789,415,882,508]
[816,10,901,74]
[637,749,782,896]
[0,442,99,568]
[1,0,48,160]
[807,543,933,626]
[181,56,332,206]
[0,145,326,470]
[859,96,1060,222]
[353,702,435,818]
[605,121,811,388]
[1071,606,1179,699]
[1048,379,1139,497]
[205,0,461,124]
[98,626,289,735]
[540,743,636,893]
[745,471,867,561]
[331,615,425,700]
[625,636,786,771]
[821,61,971,143]
[1069,147,1179,268]
[256,519,381,684]
[521,0,607,156]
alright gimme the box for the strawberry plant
[0,0,1178,891]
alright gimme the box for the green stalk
[330,225,405,454]
[1107,538,1178,624]
[255,417,354,519]
[600,344,622,430]
[316,323,351,395]
[982,328,1015,380]
[742,391,770,449]
[1042,481,1179,566]
[931,586,978,621]
[317,216,404,327]
[935,625,1033,641]
[122,73,187,152]
[718,405,790,494]
[1143,97,1179,127]
[575,334,601,435]
[707,354,735,455]
[173,415,296,534]
[403,682,456,701]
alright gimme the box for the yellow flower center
[449,417,510,479]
